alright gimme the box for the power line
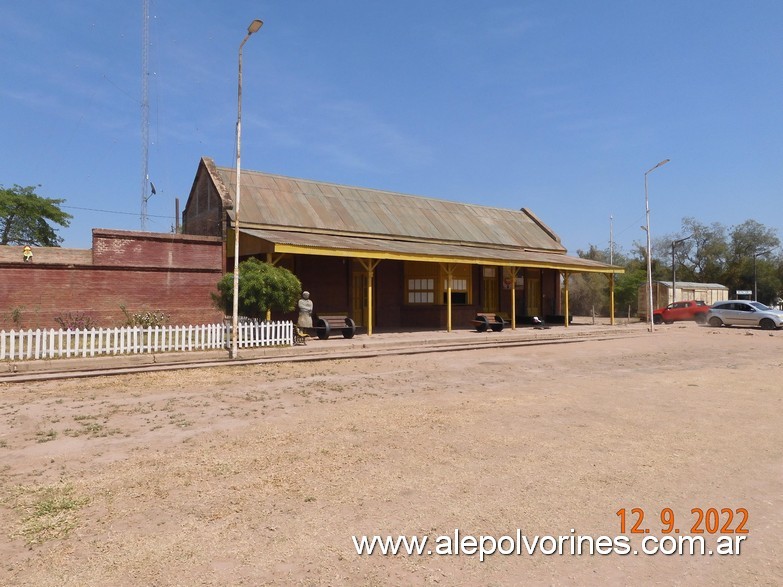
[62,204,174,219]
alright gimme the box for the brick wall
[0,231,225,330]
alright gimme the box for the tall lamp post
[671,234,692,303]
[231,18,263,360]
[753,249,772,302]
[644,158,670,332]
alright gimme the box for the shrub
[213,258,301,320]
[54,312,95,331]
[119,305,170,327]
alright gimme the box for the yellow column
[358,259,380,336]
[367,267,374,336]
[264,253,283,321]
[440,263,456,332]
[563,271,570,328]
[610,273,616,325]
[265,253,273,321]
[510,267,519,330]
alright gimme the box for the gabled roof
[655,281,728,290]
[196,157,621,273]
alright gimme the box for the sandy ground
[1,321,782,586]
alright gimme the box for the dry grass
[0,324,782,585]
[5,483,90,545]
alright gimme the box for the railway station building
[182,157,621,333]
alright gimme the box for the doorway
[482,267,499,312]
[525,271,542,317]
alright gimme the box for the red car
[653,300,710,324]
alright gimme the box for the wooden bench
[312,315,356,340]
[471,313,506,332]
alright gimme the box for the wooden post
[264,253,283,321]
[367,266,375,336]
[563,271,570,328]
[510,267,519,330]
[358,259,381,336]
[610,273,616,325]
[440,263,456,332]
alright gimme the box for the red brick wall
[0,231,225,330]
[92,229,224,269]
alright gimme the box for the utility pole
[140,0,151,230]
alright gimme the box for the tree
[569,244,642,316]
[569,245,612,315]
[0,184,72,246]
[653,218,729,284]
[214,257,302,320]
[725,220,781,303]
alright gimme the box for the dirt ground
[1,322,782,586]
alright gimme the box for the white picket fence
[0,320,294,361]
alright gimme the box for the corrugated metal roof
[213,161,566,252]
[655,281,728,289]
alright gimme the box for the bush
[214,258,301,320]
[54,312,95,331]
[120,305,170,327]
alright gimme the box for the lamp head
[646,158,671,175]
[248,19,263,34]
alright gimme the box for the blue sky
[2,1,782,256]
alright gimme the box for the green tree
[214,257,302,320]
[0,184,72,246]
[653,218,730,284]
[568,245,642,316]
[725,220,781,303]
[569,245,612,315]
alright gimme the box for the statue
[297,291,313,328]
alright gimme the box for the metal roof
[212,161,565,252]
[655,281,728,289]
[200,157,621,273]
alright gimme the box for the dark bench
[472,313,505,332]
[312,315,356,340]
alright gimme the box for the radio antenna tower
[140,0,151,230]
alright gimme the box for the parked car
[705,300,783,330]
[653,300,710,324]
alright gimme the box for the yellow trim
[272,243,623,274]
[440,263,458,333]
[356,259,380,336]
[509,266,519,330]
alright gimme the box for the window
[408,278,435,304]
[405,262,437,304]
[404,262,472,305]
[443,265,471,304]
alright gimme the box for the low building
[182,157,621,332]
[638,280,729,319]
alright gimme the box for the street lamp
[231,18,263,359]
[644,158,670,332]
[753,249,772,302]
[671,234,692,303]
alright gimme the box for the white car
[705,300,783,330]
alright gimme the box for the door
[734,302,756,326]
[482,267,499,312]
[526,272,542,317]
